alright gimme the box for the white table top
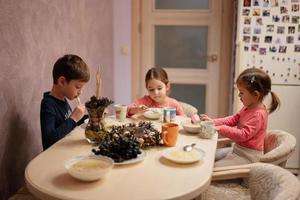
[25,116,217,200]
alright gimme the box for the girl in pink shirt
[201,68,280,167]
[128,67,185,116]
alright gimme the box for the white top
[25,116,217,200]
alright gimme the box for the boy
[40,54,90,150]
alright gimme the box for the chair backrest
[178,101,198,117]
[260,130,296,166]
[249,163,300,200]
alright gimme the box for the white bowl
[65,155,114,181]
[182,123,201,133]
[143,109,162,119]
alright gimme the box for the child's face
[237,84,260,108]
[63,79,86,100]
[146,79,169,104]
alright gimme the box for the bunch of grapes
[92,133,141,163]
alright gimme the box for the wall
[0,0,113,199]
[113,0,132,105]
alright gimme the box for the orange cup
[162,123,179,147]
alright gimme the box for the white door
[139,0,222,117]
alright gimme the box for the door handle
[207,54,218,62]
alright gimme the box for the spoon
[183,143,196,152]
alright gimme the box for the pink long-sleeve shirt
[129,95,185,116]
[213,104,268,151]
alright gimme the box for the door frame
[131,0,234,117]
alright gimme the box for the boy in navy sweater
[40,54,90,150]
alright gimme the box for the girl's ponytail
[268,91,280,114]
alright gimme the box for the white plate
[143,110,162,120]
[114,150,146,165]
[161,147,205,164]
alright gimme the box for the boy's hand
[70,104,85,122]
[199,114,212,121]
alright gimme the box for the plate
[114,150,146,165]
[143,110,162,120]
[161,147,205,164]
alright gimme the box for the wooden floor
[8,187,39,200]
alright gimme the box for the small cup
[162,123,179,147]
[163,107,176,123]
[200,120,216,138]
[114,104,127,122]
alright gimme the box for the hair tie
[250,76,256,83]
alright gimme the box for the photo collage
[240,0,300,84]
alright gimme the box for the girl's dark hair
[145,67,169,87]
[236,68,280,113]
[52,54,90,84]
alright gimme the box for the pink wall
[0,0,113,199]
[113,0,132,105]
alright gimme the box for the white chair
[198,163,300,200]
[216,130,296,168]
[178,101,198,117]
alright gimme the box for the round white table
[25,116,217,200]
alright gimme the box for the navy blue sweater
[40,92,77,150]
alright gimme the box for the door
[135,0,222,117]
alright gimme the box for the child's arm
[199,113,240,127]
[40,106,77,149]
[76,114,89,126]
[70,104,85,122]
[127,105,148,116]
[216,112,264,142]
[127,96,149,116]
[213,113,240,127]
[175,103,185,116]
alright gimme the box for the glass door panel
[155,0,209,10]
[170,84,206,113]
[155,26,208,69]
[139,0,221,117]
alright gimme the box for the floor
[8,187,38,200]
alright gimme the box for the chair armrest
[217,138,233,149]
[212,163,260,181]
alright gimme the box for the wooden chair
[197,163,300,200]
[178,101,198,118]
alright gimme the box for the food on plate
[71,158,111,171]
[143,108,163,119]
[65,155,113,181]
[92,131,142,163]
[109,121,162,148]
[168,149,201,161]
[92,121,162,162]
[162,147,205,164]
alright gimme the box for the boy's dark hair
[52,54,90,84]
